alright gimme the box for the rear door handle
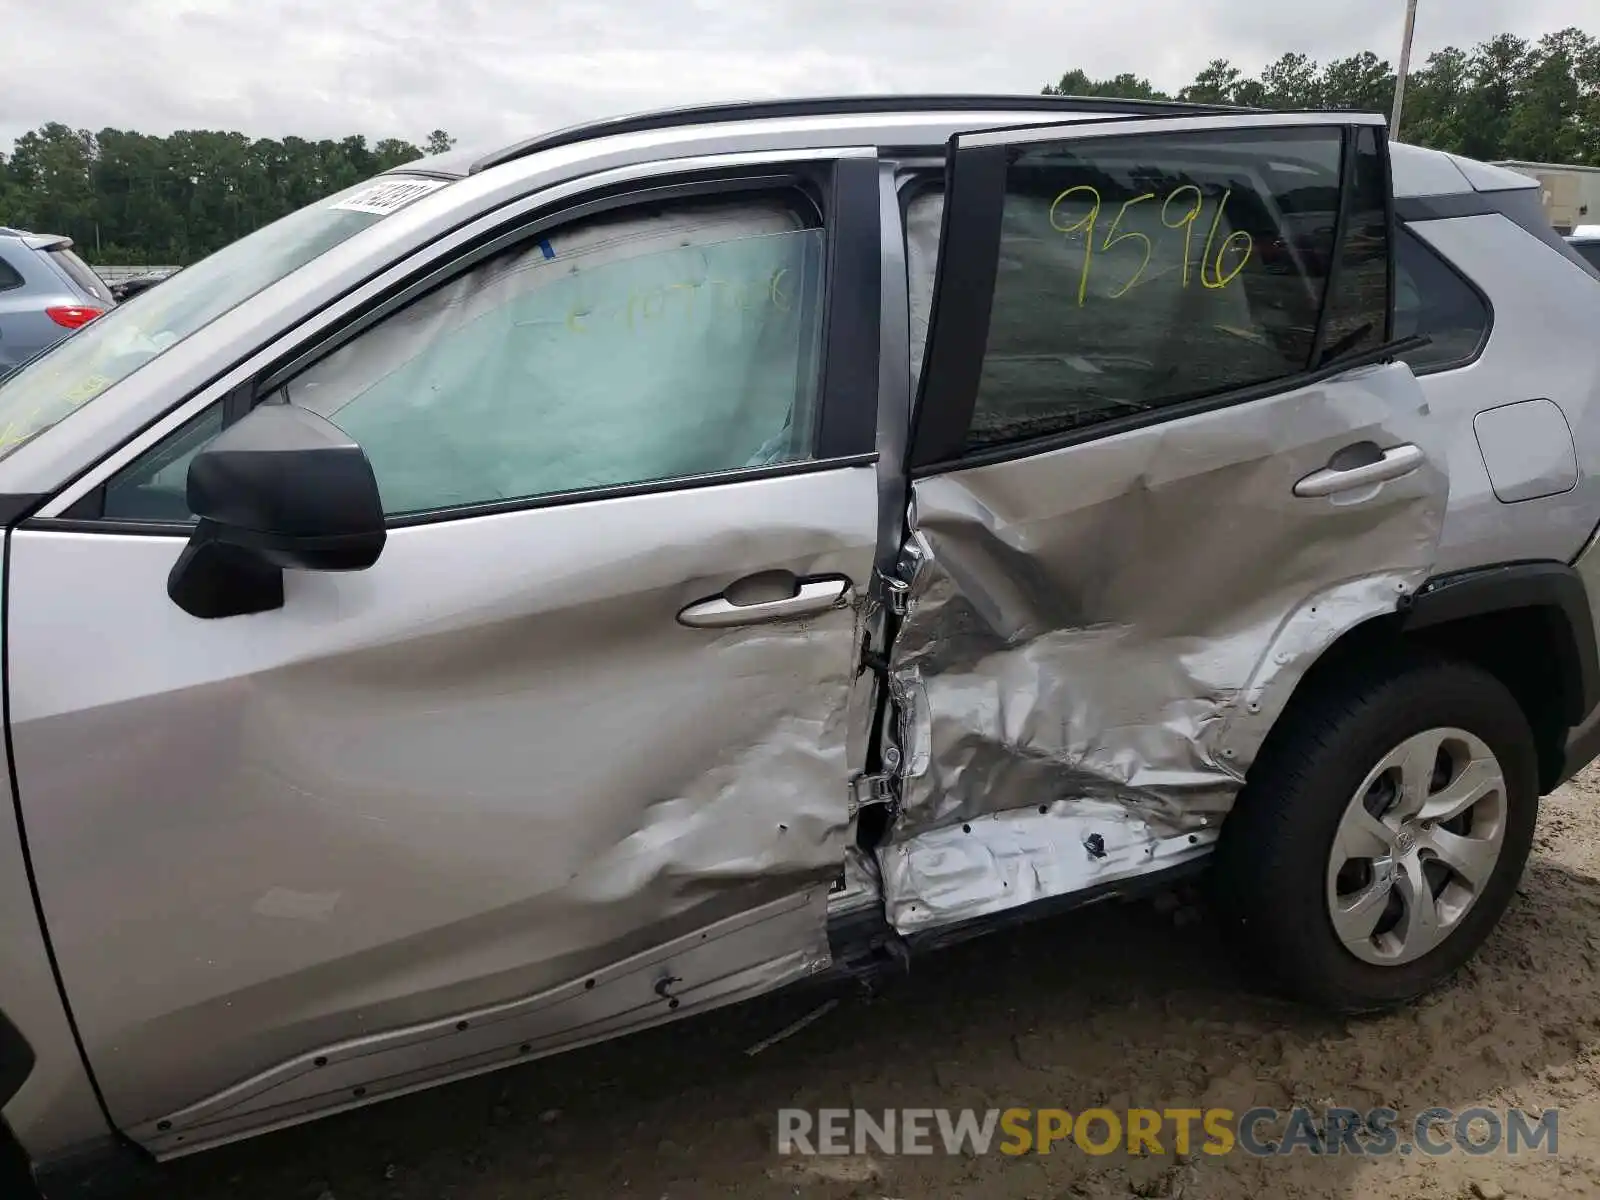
[1293,443,1425,498]
[677,576,853,629]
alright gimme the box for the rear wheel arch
[1247,562,1598,796]
[1399,562,1597,793]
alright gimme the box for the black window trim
[0,251,23,294]
[1396,187,1600,281]
[907,120,1397,476]
[1306,126,1358,370]
[1379,125,1399,347]
[905,142,1005,469]
[45,158,883,534]
[1394,222,1495,376]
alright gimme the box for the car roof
[402,94,1246,179]
[388,94,1536,204]
[470,94,1250,174]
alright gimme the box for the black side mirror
[167,404,386,619]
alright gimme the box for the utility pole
[1391,0,1420,138]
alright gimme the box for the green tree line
[3,26,1596,267]
[0,127,455,266]
[1046,27,1600,164]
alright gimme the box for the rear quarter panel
[1414,214,1600,570]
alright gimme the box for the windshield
[0,174,451,460]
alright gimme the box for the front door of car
[880,112,1451,936]
[4,156,883,1152]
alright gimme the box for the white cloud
[1,0,1596,153]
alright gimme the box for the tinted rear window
[47,247,113,305]
[1394,227,1491,372]
[1573,242,1600,270]
[960,125,1368,453]
[0,253,21,293]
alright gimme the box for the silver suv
[3,95,1600,1195]
[0,229,113,378]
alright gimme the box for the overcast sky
[2,0,1598,154]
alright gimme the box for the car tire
[1211,651,1539,1014]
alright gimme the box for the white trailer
[1491,159,1600,234]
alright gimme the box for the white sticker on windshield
[329,177,450,216]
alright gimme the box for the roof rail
[470,93,1254,174]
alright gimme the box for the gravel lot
[127,769,1600,1200]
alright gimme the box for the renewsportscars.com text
[777,1106,1559,1158]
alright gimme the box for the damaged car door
[881,112,1448,935]
[3,159,883,1155]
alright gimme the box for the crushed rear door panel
[879,115,1446,936]
[880,360,1448,934]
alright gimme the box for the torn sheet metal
[881,800,1218,933]
[827,844,885,918]
[879,361,1448,933]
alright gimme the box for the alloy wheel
[1325,726,1508,966]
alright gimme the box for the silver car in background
[2,94,1600,1196]
[0,229,113,377]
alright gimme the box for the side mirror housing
[168,404,386,619]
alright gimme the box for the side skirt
[133,888,830,1161]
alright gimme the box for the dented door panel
[9,467,877,1141]
[880,363,1447,932]
[4,148,889,1151]
[881,112,1445,935]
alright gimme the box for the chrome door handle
[677,577,853,629]
[1293,444,1425,498]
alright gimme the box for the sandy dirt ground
[128,768,1600,1200]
